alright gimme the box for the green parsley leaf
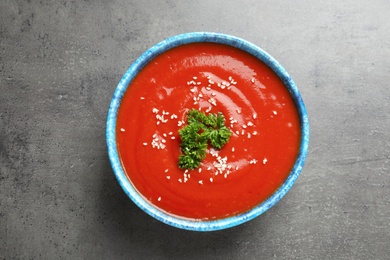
[178,109,232,169]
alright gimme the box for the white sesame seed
[120,128,125,132]
[140,97,145,100]
[235,166,239,170]
[178,178,182,183]
[250,159,258,165]
[232,147,235,152]
[193,76,197,80]
[242,125,247,129]
[166,176,170,179]
[171,136,175,140]
[273,110,278,115]
[236,109,241,114]
[143,142,147,146]
[158,197,161,201]
[247,133,251,138]
[263,158,268,164]
[235,130,240,135]
[252,131,258,135]
[208,98,217,106]
[198,168,202,173]
[247,122,254,127]
[165,169,169,173]
[152,108,159,114]
[251,78,255,83]
[163,133,167,137]
[253,113,257,119]
[210,177,213,182]
[199,180,203,185]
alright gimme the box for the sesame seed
[171,136,175,140]
[140,97,145,100]
[198,168,202,173]
[178,178,182,183]
[250,159,258,165]
[263,158,268,164]
[143,142,147,146]
[120,128,125,132]
[193,76,197,80]
[242,125,247,129]
[251,78,255,83]
[164,169,169,173]
[273,110,278,115]
[206,87,211,91]
[166,176,170,179]
[247,133,251,138]
[247,122,254,127]
[236,109,241,114]
[198,180,203,185]
[152,108,159,114]
[158,197,161,201]
[235,130,240,135]
[208,98,217,106]
[235,166,239,170]
[253,113,257,119]
[210,177,213,182]
[232,147,235,152]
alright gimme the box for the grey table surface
[1,1,389,259]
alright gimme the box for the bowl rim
[106,32,310,231]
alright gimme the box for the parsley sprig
[178,109,232,169]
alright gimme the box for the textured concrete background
[1,0,389,259]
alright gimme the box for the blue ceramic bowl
[106,32,309,231]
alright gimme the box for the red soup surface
[116,42,301,220]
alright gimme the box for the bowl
[106,32,309,231]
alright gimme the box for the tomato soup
[116,42,301,220]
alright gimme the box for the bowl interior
[106,32,309,231]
